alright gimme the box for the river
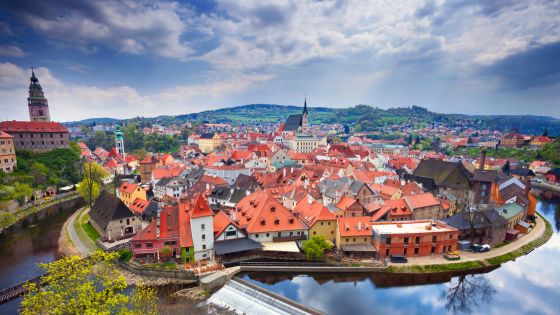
[240,196,560,315]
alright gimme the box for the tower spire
[303,94,308,115]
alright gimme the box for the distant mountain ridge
[64,104,560,136]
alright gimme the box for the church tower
[27,69,51,122]
[115,125,125,158]
[301,97,309,134]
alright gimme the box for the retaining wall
[116,260,198,281]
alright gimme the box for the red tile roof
[338,216,372,237]
[129,197,149,214]
[234,190,307,233]
[0,121,68,133]
[213,211,238,238]
[294,199,336,227]
[0,131,12,138]
[405,192,440,209]
[119,182,139,194]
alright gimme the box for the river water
[0,196,558,314]
[241,196,560,315]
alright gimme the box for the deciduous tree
[21,251,158,315]
[79,162,109,207]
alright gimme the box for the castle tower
[115,125,125,158]
[27,68,51,122]
[301,97,309,133]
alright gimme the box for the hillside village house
[294,199,337,243]
[89,191,142,242]
[372,220,459,258]
[233,190,308,243]
[0,131,16,173]
[198,133,222,153]
[117,182,147,207]
[131,194,215,263]
[336,216,375,257]
[404,193,444,220]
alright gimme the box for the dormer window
[270,206,275,212]
[274,218,279,225]
[260,219,266,225]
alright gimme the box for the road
[67,208,92,256]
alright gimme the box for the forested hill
[66,104,560,136]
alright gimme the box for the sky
[0,0,559,122]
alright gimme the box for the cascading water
[207,279,313,315]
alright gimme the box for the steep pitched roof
[190,194,213,218]
[294,199,336,227]
[89,190,134,230]
[234,190,307,233]
[413,159,472,189]
[283,114,302,132]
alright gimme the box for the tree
[21,251,158,315]
[77,179,100,207]
[80,162,109,207]
[543,128,548,137]
[302,236,332,261]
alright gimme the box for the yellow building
[198,133,222,154]
[0,131,17,173]
[294,200,337,243]
[118,182,147,207]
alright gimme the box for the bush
[159,246,172,258]
[302,236,333,261]
[118,249,132,262]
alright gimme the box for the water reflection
[441,275,496,314]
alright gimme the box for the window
[414,248,419,256]
[255,234,259,238]
[226,230,236,237]
[449,234,453,239]
[415,237,420,244]
[432,236,437,242]
[164,241,176,246]
[134,243,141,248]
[266,233,270,237]
[202,245,206,250]
[385,237,391,245]
[353,238,356,242]
[346,238,349,242]
[201,224,205,230]
[313,231,317,235]
[404,237,409,245]
[321,222,323,226]
[146,242,153,248]
[202,234,206,240]
[385,248,390,256]
[289,232,293,236]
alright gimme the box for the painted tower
[27,69,51,122]
[301,97,309,134]
[115,125,125,158]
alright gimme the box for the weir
[207,277,324,315]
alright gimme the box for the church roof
[283,114,302,132]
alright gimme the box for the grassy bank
[387,261,483,273]
[73,208,100,252]
[487,214,553,265]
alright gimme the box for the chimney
[479,149,487,171]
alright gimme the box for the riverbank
[387,212,553,273]
[0,193,84,231]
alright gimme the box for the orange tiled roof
[405,192,440,209]
[234,191,307,233]
[338,216,372,237]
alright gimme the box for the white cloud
[0,63,268,121]
[0,45,24,57]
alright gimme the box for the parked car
[531,178,542,183]
[479,244,491,253]
[390,255,408,263]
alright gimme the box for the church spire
[303,96,308,115]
